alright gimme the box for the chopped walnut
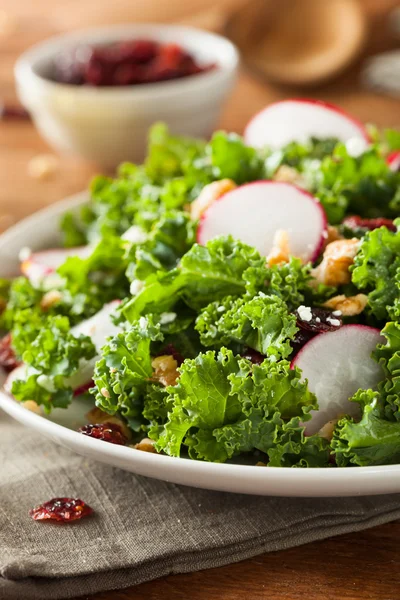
[190,179,236,221]
[151,355,179,387]
[311,238,360,287]
[28,154,60,180]
[323,294,368,316]
[318,418,342,441]
[85,406,131,440]
[40,290,62,310]
[322,225,343,251]
[273,165,305,187]
[266,229,291,266]
[23,400,41,414]
[133,438,158,453]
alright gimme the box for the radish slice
[292,325,385,435]
[244,99,370,150]
[21,246,91,287]
[4,300,122,395]
[197,181,326,262]
[388,151,400,172]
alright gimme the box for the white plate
[0,194,399,497]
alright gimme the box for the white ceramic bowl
[2,194,400,497]
[15,24,239,169]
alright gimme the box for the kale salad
[3,100,400,469]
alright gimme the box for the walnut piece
[266,229,291,266]
[151,355,179,387]
[133,438,158,453]
[318,418,342,441]
[28,154,59,180]
[273,165,305,187]
[190,179,236,221]
[40,290,62,310]
[312,238,360,287]
[323,293,368,316]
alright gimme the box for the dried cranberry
[295,307,343,334]
[290,329,314,357]
[52,39,214,87]
[79,422,128,445]
[118,40,158,63]
[342,215,396,233]
[241,348,265,364]
[0,334,20,372]
[29,497,93,522]
[73,380,94,397]
[0,103,30,120]
[157,343,184,366]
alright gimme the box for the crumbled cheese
[159,312,177,325]
[297,305,312,322]
[129,279,144,296]
[18,246,31,262]
[346,137,367,158]
[326,317,341,327]
[315,317,321,323]
[332,310,342,316]
[122,225,147,244]
[139,316,148,328]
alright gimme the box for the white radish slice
[388,151,400,172]
[21,246,92,287]
[4,300,122,395]
[244,99,370,150]
[197,181,326,262]
[292,325,385,435]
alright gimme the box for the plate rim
[1,192,399,497]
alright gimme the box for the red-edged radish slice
[388,151,400,172]
[4,300,122,396]
[291,325,384,435]
[244,99,370,150]
[21,246,91,286]
[197,181,326,263]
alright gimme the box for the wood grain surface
[1,0,400,599]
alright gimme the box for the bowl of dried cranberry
[15,24,239,168]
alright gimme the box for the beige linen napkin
[1,411,400,600]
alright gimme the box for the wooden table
[1,1,400,599]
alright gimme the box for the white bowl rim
[15,23,240,99]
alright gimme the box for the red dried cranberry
[79,422,128,445]
[157,344,184,366]
[290,329,314,357]
[295,307,342,334]
[342,215,396,233]
[0,334,20,372]
[0,103,30,120]
[29,498,93,522]
[118,40,158,63]
[73,380,94,397]
[241,348,265,364]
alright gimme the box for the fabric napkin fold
[1,411,400,600]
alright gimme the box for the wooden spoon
[224,0,368,87]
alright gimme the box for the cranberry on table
[29,498,93,522]
[79,422,128,445]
